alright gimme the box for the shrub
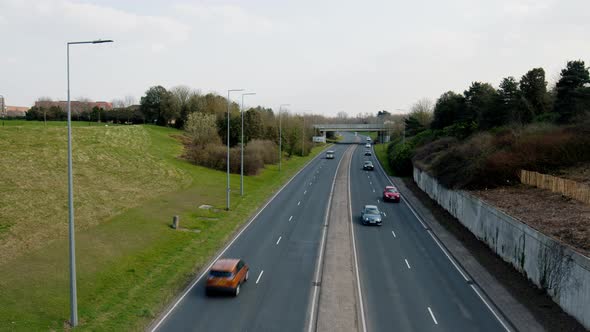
[185,139,279,175]
[416,120,590,189]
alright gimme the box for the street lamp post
[301,110,311,156]
[240,92,256,196]
[226,89,244,210]
[278,104,290,172]
[0,95,5,126]
[66,39,113,327]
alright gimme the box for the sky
[1,0,589,117]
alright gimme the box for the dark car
[383,186,400,202]
[363,160,374,170]
[364,150,372,156]
[361,205,382,225]
[206,258,249,296]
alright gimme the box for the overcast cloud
[1,0,589,116]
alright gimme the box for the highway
[152,141,351,331]
[349,132,509,331]
[152,132,510,332]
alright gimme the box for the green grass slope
[0,121,325,331]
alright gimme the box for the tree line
[385,59,590,189]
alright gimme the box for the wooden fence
[520,170,590,205]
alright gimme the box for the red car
[383,186,400,202]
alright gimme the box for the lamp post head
[92,39,114,44]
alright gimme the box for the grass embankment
[358,131,378,141]
[0,120,325,331]
[374,143,394,176]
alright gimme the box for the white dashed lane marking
[428,307,438,325]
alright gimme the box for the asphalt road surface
[152,139,353,332]
[152,132,510,332]
[349,132,510,332]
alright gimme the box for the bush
[387,141,415,176]
[185,139,279,175]
[415,120,590,189]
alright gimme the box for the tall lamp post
[226,89,244,210]
[240,92,256,196]
[0,95,5,126]
[66,39,113,327]
[301,110,311,156]
[278,104,290,172]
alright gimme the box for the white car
[366,137,371,141]
[365,143,371,148]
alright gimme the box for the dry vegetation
[414,121,590,189]
[183,139,278,175]
[472,185,590,257]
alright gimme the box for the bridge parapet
[313,123,388,131]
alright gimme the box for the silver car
[361,205,382,226]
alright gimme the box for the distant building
[4,106,28,117]
[34,100,113,113]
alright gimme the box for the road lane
[348,133,509,332]
[154,143,348,332]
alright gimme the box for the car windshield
[386,188,398,193]
[209,270,233,278]
[365,207,379,214]
[364,161,372,165]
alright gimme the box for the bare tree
[123,95,136,107]
[111,98,125,109]
[410,97,434,127]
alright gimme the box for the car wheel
[234,284,240,297]
[245,270,249,282]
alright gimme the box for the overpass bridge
[312,123,388,132]
[312,123,391,142]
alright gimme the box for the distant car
[326,150,335,159]
[206,258,249,296]
[366,137,371,141]
[361,205,382,225]
[383,186,401,202]
[365,143,371,148]
[364,150,372,156]
[363,160,374,170]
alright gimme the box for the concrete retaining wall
[413,168,590,329]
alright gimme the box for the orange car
[206,258,249,296]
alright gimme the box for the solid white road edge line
[276,236,282,245]
[307,147,347,332]
[428,307,438,325]
[256,270,264,284]
[471,285,512,332]
[372,144,511,332]
[349,146,368,332]
[149,145,331,332]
